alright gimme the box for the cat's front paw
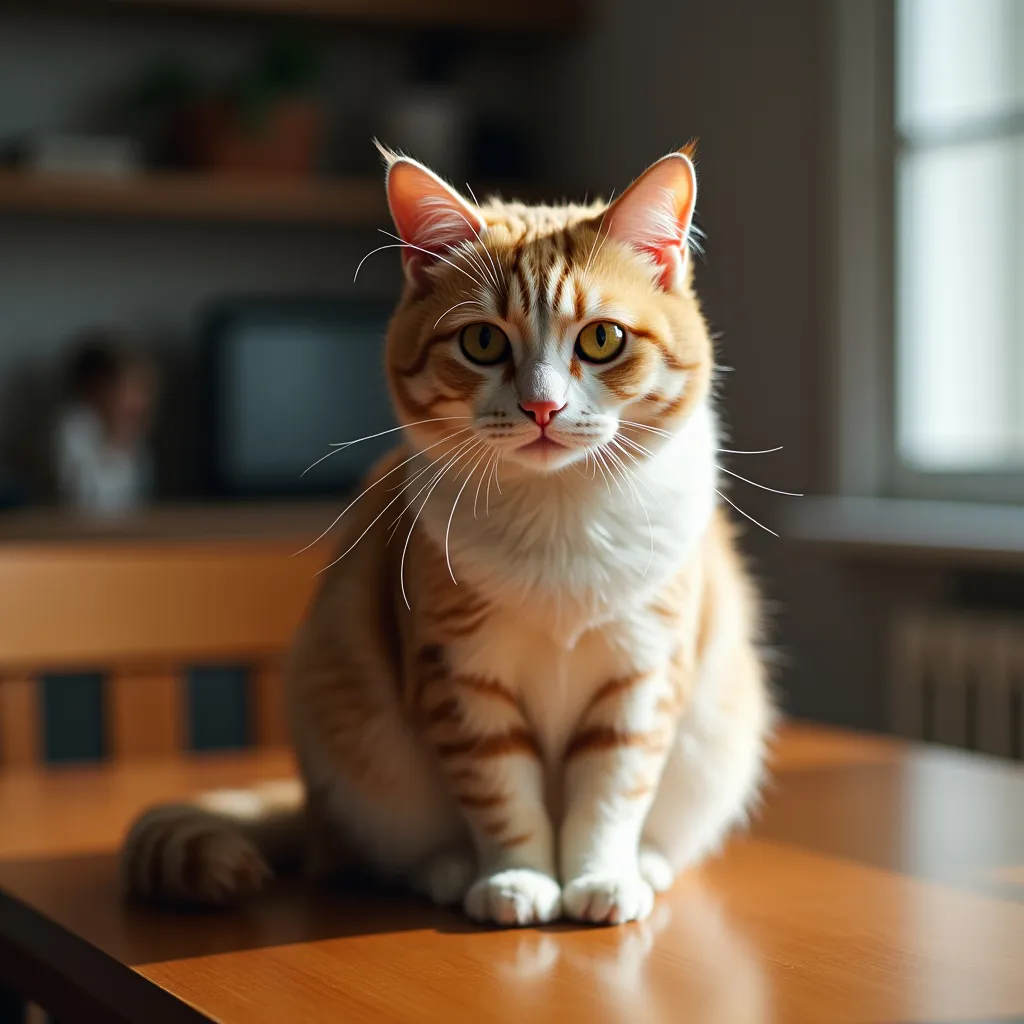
[464,868,562,927]
[563,870,655,925]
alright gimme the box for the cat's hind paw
[638,844,675,893]
[410,847,477,906]
[464,868,562,927]
[563,870,655,925]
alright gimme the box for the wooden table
[0,724,1021,1023]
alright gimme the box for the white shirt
[54,405,152,515]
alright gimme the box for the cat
[121,144,773,926]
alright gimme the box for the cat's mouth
[518,435,567,454]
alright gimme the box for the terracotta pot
[179,99,321,177]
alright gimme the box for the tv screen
[202,298,398,497]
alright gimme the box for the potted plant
[126,36,324,178]
[184,35,324,177]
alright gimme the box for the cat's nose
[519,399,565,428]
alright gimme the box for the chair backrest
[0,535,324,765]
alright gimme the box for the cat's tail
[120,779,305,906]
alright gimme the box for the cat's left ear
[605,150,697,292]
[380,146,486,286]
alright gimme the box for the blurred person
[54,330,157,515]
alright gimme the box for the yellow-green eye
[575,321,626,364]
[459,322,510,366]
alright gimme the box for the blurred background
[0,0,1022,766]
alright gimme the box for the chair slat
[108,667,184,759]
[0,676,40,766]
[252,660,289,747]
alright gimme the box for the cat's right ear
[380,147,486,286]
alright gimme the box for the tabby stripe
[573,280,587,321]
[630,327,700,373]
[550,261,570,312]
[398,328,460,378]
[500,831,534,848]
[444,610,492,637]
[589,672,649,708]
[621,782,654,799]
[436,727,540,759]
[452,675,519,709]
[565,726,669,759]
[513,259,531,315]
[483,819,509,837]
[425,698,460,725]
[456,791,507,809]
[569,356,583,382]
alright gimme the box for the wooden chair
[0,533,324,766]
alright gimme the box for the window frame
[831,0,1024,503]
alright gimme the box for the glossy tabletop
[0,724,1021,1023]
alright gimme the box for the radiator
[890,608,1024,759]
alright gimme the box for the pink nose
[519,399,565,428]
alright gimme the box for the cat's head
[381,146,713,477]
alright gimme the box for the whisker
[294,426,473,555]
[465,184,506,290]
[434,300,481,330]
[419,196,500,291]
[448,243,496,294]
[610,438,664,508]
[444,445,490,585]
[718,466,803,497]
[302,418,470,480]
[314,446,455,575]
[378,229,486,290]
[584,190,616,277]
[716,487,779,538]
[602,445,636,508]
[354,242,407,283]
[485,451,498,515]
[591,447,615,497]
[387,435,478,541]
[622,419,784,456]
[474,449,496,520]
[717,446,784,455]
[400,439,482,609]
[619,419,673,440]
[616,433,654,459]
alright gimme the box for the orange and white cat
[122,145,772,926]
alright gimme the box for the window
[896,0,1024,474]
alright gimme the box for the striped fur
[122,148,772,926]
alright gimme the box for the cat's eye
[459,323,510,366]
[575,321,626,364]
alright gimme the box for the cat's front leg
[560,665,680,924]
[421,667,560,926]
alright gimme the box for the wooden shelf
[28,0,581,31]
[0,170,550,226]
[0,171,392,226]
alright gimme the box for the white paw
[410,848,477,906]
[638,844,675,893]
[464,868,562,926]
[562,871,655,925]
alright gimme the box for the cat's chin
[506,437,584,474]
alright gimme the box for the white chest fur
[417,401,718,635]
[412,402,718,764]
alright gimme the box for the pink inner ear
[605,153,697,291]
[386,159,486,284]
